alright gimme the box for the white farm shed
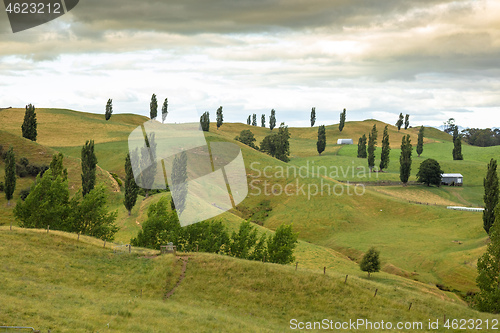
[337,139,353,145]
[441,173,463,186]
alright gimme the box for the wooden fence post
[344,275,348,284]
[324,267,326,275]
[129,244,131,254]
[374,289,378,297]
[408,302,412,311]
[295,262,298,271]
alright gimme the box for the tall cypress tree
[105,99,113,121]
[161,98,168,123]
[252,114,257,126]
[404,114,410,130]
[317,125,326,155]
[453,127,463,160]
[150,94,158,120]
[310,107,316,127]
[379,125,390,171]
[4,146,16,205]
[261,114,266,127]
[367,125,377,171]
[417,126,425,157]
[124,152,139,216]
[216,106,223,129]
[396,113,404,131]
[339,108,346,132]
[357,134,367,158]
[81,140,97,197]
[269,109,276,131]
[21,104,37,141]
[399,135,413,185]
[483,159,499,234]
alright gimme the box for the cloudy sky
[1,0,499,128]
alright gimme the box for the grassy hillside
[1,228,497,333]
[2,107,500,329]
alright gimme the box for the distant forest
[461,128,500,147]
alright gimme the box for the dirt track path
[164,256,188,300]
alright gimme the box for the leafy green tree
[276,123,291,162]
[4,146,16,205]
[417,126,424,157]
[21,104,37,141]
[49,152,68,181]
[379,125,390,171]
[81,140,97,197]
[357,134,367,158]
[417,158,443,187]
[230,220,258,259]
[161,98,168,122]
[14,169,70,229]
[124,152,139,216]
[249,233,268,261]
[200,111,210,132]
[476,209,500,313]
[131,197,180,249]
[247,115,251,125]
[367,125,377,171]
[483,159,499,234]
[267,224,298,265]
[310,107,316,127]
[235,129,257,149]
[339,108,346,132]
[360,247,381,278]
[105,99,113,121]
[444,118,457,135]
[68,185,118,241]
[404,114,410,130]
[317,125,326,155]
[252,113,257,126]
[216,106,223,129]
[259,134,278,158]
[396,113,404,131]
[150,94,158,120]
[261,114,265,127]
[399,135,413,185]
[269,109,276,131]
[170,151,188,216]
[453,127,463,160]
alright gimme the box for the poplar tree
[81,140,97,197]
[483,159,499,234]
[247,115,251,125]
[399,135,413,185]
[124,152,139,216]
[261,114,266,127]
[339,108,346,132]
[269,109,276,131]
[367,125,377,171]
[252,114,257,126]
[357,134,367,158]
[404,114,410,130]
[317,125,326,155]
[200,112,210,132]
[379,125,390,171]
[216,106,223,129]
[453,127,463,160]
[417,126,424,157]
[150,94,158,120]
[310,107,316,127]
[4,146,16,205]
[21,104,37,141]
[105,99,113,121]
[476,211,500,313]
[396,113,404,131]
[162,98,168,123]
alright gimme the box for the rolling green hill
[1,107,499,330]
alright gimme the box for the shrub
[19,187,31,201]
[110,172,123,187]
[0,181,4,192]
